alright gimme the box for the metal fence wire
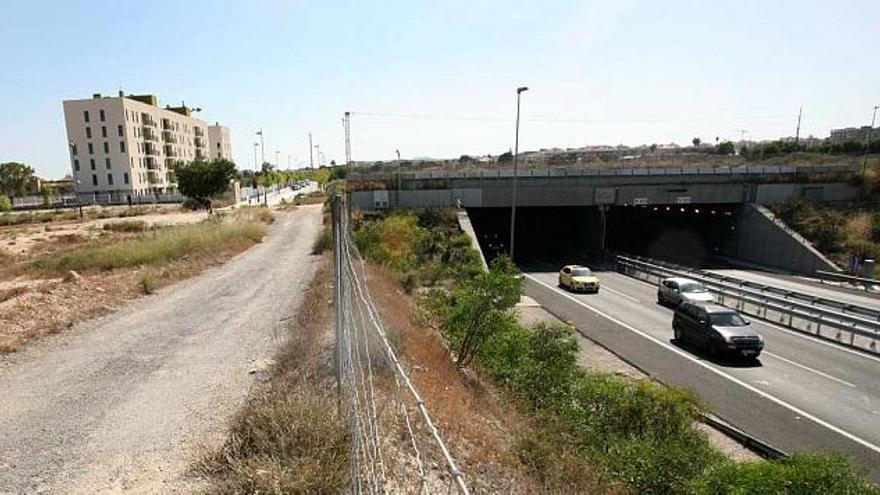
[332,194,469,494]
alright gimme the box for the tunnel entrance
[466,204,739,266]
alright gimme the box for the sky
[0,0,878,179]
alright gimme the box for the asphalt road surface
[523,267,880,482]
[0,205,322,493]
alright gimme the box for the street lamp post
[861,105,879,195]
[253,142,259,201]
[396,149,401,206]
[256,128,265,168]
[509,86,529,262]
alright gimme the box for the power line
[350,110,819,125]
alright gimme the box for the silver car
[657,277,714,306]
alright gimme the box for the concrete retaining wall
[733,203,838,274]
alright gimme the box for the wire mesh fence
[332,194,469,494]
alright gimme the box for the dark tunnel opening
[466,204,739,267]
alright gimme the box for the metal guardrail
[817,270,879,292]
[626,254,880,323]
[616,255,880,355]
[347,163,858,182]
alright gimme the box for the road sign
[676,196,692,204]
[595,187,616,205]
[633,197,648,206]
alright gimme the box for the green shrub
[691,453,879,495]
[137,267,159,294]
[0,195,11,212]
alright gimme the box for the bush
[428,256,522,366]
[0,195,11,212]
[137,267,159,294]
[103,220,147,232]
[691,453,879,495]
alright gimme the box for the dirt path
[0,205,322,494]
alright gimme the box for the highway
[522,266,880,481]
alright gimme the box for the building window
[74,159,80,172]
[92,174,98,186]
[107,173,114,186]
[105,158,111,169]
[99,109,105,122]
[118,125,123,137]
[71,144,78,156]
[85,127,92,138]
[124,172,130,184]
[217,142,220,149]
[84,110,90,123]
[88,143,94,154]
[130,157,134,167]
[103,142,109,153]
[101,126,107,138]
[125,109,129,121]
[120,141,126,153]
[90,158,96,170]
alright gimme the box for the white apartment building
[62,91,232,200]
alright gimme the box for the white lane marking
[524,273,880,456]
[763,351,857,388]
[601,284,640,303]
[610,270,880,366]
[756,318,880,366]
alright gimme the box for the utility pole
[860,105,879,198]
[275,150,280,167]
[344,112,352,167]
[315,144,321,166]
[309,133,314,168]
[794,106,803,147]
[253,142,259,201]
[509,86,529,262]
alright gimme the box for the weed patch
[31,220,266,276]
[103,220,147,232]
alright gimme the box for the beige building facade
[62,92,232,199]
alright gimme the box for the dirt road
[0,205,322,494]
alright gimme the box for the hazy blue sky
[1,0,878,178]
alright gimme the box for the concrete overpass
[348,163,858,209]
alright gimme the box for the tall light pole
[861,105,879,196]
[275,150,280,167]
[509,86,529,262]
[256,128,265,167]
[309,133,314,168]
[396,149,402,207]
[253,142,259,196]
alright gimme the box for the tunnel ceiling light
[711,210,716,215]
[695,208,701,213]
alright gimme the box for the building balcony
[194,137,205,148]
[144,144,159,156]
[194,127,205,137]
[164,146,177,157]
[142,114,157,127]
[143,128,159,141]
[163,130,177,143]
[162,119,173,130]
[145,157,159,170]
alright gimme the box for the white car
[657,277,714,306]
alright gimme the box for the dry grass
[0,334,22,353]
[103,220,147,232]
[231,206,275,224]
[1,220,271,354]
[30,219,266,276]
[199,255,351,494]
[362,263,543,493]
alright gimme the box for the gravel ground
[0,205,322,494]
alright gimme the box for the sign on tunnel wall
[595,187,616,204]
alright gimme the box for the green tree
[0,194,11,212]
[0,162,36,197]
[692,137,701,147]
[430,256,523,366]
[40,183,54,207]
[313,168,331,189]
[498,151,514,163]
[716,141,735,155]
[176,158,237,211]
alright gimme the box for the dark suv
[672,302,764,359]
